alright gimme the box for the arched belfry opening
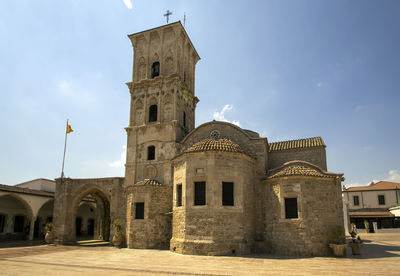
[151,61,160,78]
[149,104,158,122]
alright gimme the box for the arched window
[149,105,158,122]
[183,112,186,128]
[147,146,155,160]
[151,61,160,78]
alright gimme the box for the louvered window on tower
[151,61,160,78]
[194,182,206,205]
[285,198,298,219]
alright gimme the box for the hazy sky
[0,0,399,187]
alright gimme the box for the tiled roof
[135,179,162,186]
[345,181,400,191]
[269,137,325,152]
[349,211,394,218]
[185,138,244,154]
[268,165,340,179]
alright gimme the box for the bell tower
[124,22,200,248]
[125,21,200,187]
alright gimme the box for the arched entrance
[35,199,54,240]
[72,188,110,242]
[53,177,124,245]
[0,194,33,241]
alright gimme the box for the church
[52,21,344,256]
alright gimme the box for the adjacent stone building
[53,21,344,256]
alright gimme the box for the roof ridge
[269,137,326,152]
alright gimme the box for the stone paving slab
[0,233,399,275]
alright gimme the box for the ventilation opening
[232,249,236,255]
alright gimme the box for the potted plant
[44,222,55,244]
[349,231,363,255]
[329,226,347,257]
[111,218,123,248]
[364,220,370,233]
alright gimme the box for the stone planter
[329,244,347,257]
[112,231,123,247]
[44,230,55,244]
[349,243,363,255]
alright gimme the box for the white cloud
[346,170,400,188]
[58,81,69,93]
[345,182,364,188]
[212,104,240,127]
[109,145,126,168]
[123,0,133,9]
[388,170,400,182]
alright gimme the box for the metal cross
[164,10,172,24]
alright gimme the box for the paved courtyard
[0,233,399,275]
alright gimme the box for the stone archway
[53,177,125,245]
[72,188,110,242]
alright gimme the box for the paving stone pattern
[0,233,399,275]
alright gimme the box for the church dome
[185,138,244,154]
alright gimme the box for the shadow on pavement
[0,240,46,248]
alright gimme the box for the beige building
[0,178,99,242]
[7,22,344,256]
[343,181,400,230]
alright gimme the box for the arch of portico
[0,190,53,241]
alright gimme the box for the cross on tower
[164,10,172,24]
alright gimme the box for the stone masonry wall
[171,151,256,255]
[126,185,172,249]
[263,176,343,256]
[268,147,327,171]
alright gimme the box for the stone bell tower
[124,21,200,248]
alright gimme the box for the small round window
[210,130,220,139]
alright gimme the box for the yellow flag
[66,123,73,134]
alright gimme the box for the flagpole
[61,119,69,179]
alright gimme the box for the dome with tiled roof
[267,161,343,180]
[185,138,244,154]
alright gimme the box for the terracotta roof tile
[135,179,162,186]
[345,181,400,191]
[269,137,326,152]
[268,165,339,179]
[185,138,244,154]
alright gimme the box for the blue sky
[0,0,399,187]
